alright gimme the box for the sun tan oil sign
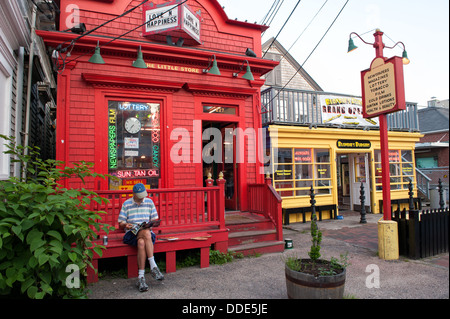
[361,56,406,118]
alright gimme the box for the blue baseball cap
[133,183,148,199]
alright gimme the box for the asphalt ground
[88,210,448,302]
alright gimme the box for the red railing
[90,184,226,235]
[248,178,283,241]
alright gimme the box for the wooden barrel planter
[285,259,346,299]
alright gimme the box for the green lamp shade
[89,45,105,64]
[347,38,358,53]
[133,47,147,69]
[402,50,410,65]
[208,58,221,75]
[242,64,254,81]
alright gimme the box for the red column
[379,114,392,220]
[373,30,391,221]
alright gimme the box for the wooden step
[228,241,285,256]
[228,229,277,246]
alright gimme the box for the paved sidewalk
[88,211,449,300]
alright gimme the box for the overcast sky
[218,0,450,106]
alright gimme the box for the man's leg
[140,229,164,281]
[136,238,149,292]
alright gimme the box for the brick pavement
[322,224,379,251]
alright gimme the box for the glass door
[349,153,371,210]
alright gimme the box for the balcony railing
[261,87,420,132]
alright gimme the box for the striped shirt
[118,198,159,228]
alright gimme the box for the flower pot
[285,259,346,299]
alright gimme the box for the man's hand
[119,222,134,230]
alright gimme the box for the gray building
[0,0,57,179]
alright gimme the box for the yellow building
[261,39,423,224]
[268,125,422,223]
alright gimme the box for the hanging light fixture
[132,46,147,69]
[88,41,105,64]
[401,49,410,65]
[347,37,358,53]
[203,55,221,75]
[233,60,254,81]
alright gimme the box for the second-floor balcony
[261,87,420,132]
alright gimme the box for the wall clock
[124,117,141,134]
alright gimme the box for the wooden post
[216,172,226,230]
[206,172,214,221]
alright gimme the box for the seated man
[118,183,164,292]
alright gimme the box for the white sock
[148,256,157,269]
[138,269,145,279]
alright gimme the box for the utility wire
[57,0,149,53]
[264,0,284,27]
[57,0,187,72]
[281,0,329,62]
[260,0,279,25]
[262,0,302,58]
[263,0,350,108]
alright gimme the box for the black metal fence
[392,180,449,259]
[393,207,449,259]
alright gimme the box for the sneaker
[150,267,164,281]
[137,277,149,292]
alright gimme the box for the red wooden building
[37,0,284,280]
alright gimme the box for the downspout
[22,4,37,181]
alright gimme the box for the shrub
[0,135,112,298]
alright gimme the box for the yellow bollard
[378,218,399,260]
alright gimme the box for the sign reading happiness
[143,0,201,45]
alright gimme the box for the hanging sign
[361,56,406,118]
[142,0,202,45]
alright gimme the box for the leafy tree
[0,135,112,298]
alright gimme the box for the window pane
[295,180,313,190]
[401,150,412,162]
[295,164,312,180]
[402,163,414,176]
[108,101,161,190]
[389,150,400,162]
[316,164,331,179]
[275,181,293,197]
[203,105,236,115]
[274,165,293,180]
[276,148,292,163]
[390,163,401,176]
[315,149,330,163]
[294,149,312,163]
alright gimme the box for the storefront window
[203,105,237,115]
[108,101,161,191]
[273,148,331,197]
[374,149,415,191]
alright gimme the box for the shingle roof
[418,107,449,133]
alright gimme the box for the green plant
[209,250,238,265]
[0,135,112,298]
[308,203,322,263]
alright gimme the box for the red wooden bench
[86,184,228,283]
[87,229,214,283]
